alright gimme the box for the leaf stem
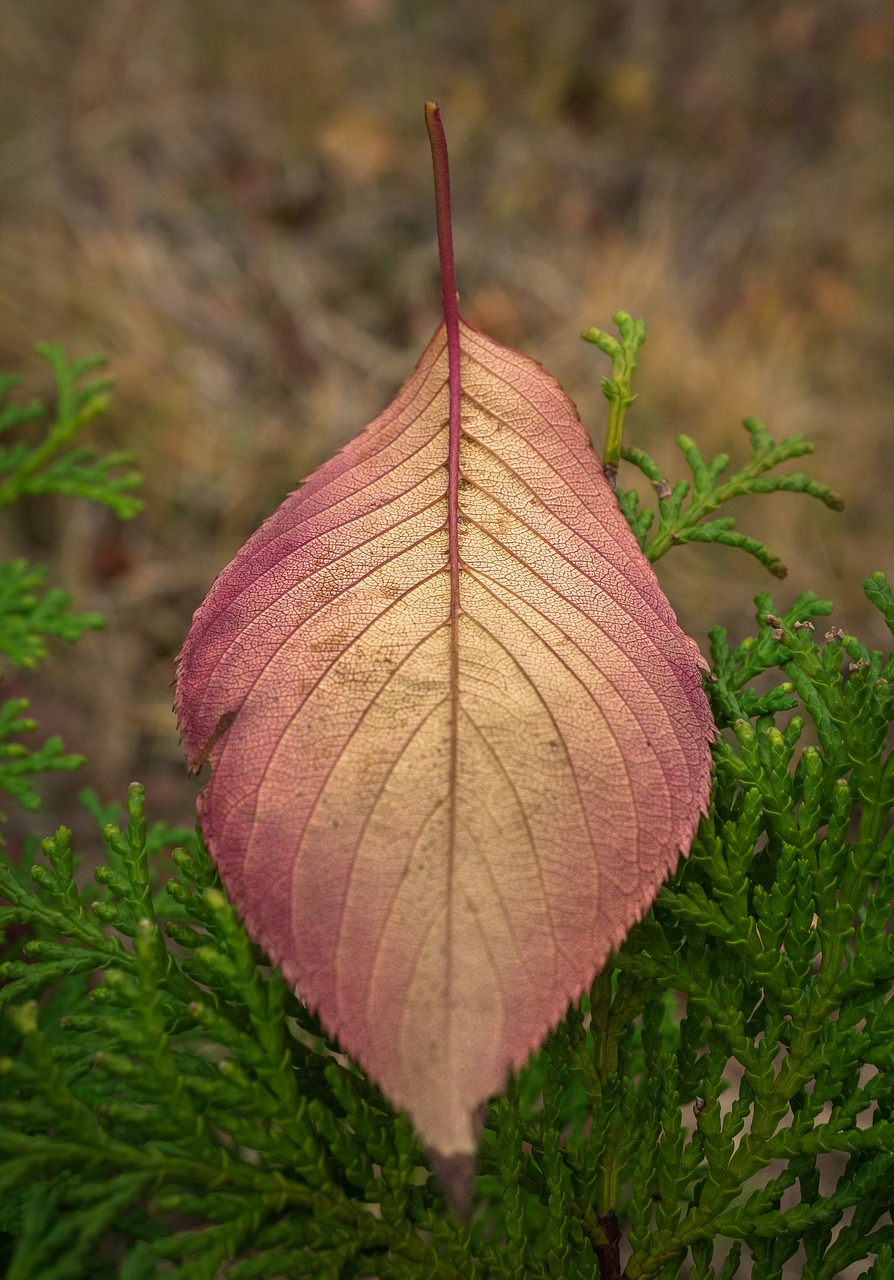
[425,103,461,341]
[424,101,462,605]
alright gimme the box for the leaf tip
[428,1148,476,1223]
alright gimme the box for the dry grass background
[0,2,892,831]
[0,3,892,1272]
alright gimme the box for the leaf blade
[176,317,713,1175]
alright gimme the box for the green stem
[589,969,626,1215]
[582,312,646,490]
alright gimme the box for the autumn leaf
[175,102,714,1215]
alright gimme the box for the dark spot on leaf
[191,710,237,774]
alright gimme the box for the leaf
[175,102,713,1212]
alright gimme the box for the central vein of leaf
[426,99,463,987]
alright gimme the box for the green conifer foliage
[0,337,890,1278]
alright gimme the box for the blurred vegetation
[0,0,891,821]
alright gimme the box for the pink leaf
[175,102,713,1214]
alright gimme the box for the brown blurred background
[0,0,891,828]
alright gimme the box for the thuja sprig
[0,344,142,517]
[0,560,105,672]
[602,573,894,1278]
[583,315,844,574]
[0,700,84,813]
[0,345,143,816]
[0,344,141,682]
[582,311,646,490]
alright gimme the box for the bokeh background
[0,0,892,826]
